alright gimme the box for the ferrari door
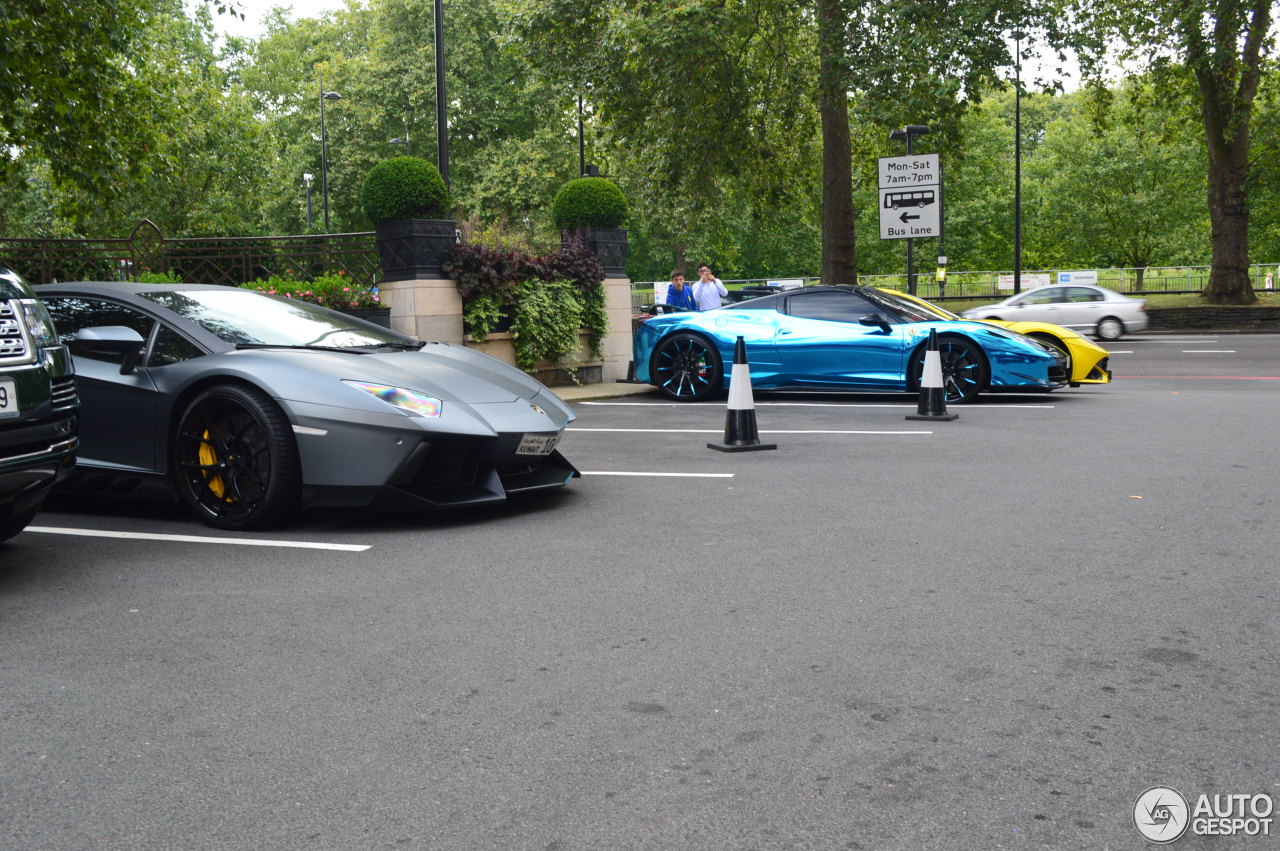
[774,290,908,390]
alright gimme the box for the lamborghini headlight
[343,380,443,417]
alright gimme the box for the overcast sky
[207,0,348,40]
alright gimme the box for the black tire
[0,506,39,543]
[651,332,724,402]
[172,384,301,530]
[1028,332,1073,380]
[912,336,987,404]
[1095,317,1125,341]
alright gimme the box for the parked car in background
[0,268,78,543]
[880,289,1112,387]
[37,281,578,531]
[633,285,1068,403]
[960,284,1147,341]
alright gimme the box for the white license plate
[516,432,560,456]
[0,377,17,418]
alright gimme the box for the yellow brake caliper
[199,428,230,501]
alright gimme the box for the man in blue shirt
[665,270,698,311]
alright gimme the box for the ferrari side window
[787,291,878,323]
[149,324,205,367]
[43,297,156,365]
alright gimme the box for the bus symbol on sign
[883,189,936,210]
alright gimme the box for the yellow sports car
[879,288,1111,386]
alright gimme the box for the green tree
[1024,80,1210,285]
[1085,0,1275,303]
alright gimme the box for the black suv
[0,268,78,542]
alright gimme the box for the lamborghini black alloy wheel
[173,384,300,530]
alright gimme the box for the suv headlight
[18,299,59,347]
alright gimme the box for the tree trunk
[1194,0,1269,305]
[817,0,856,285]
[1200,137,1254,303]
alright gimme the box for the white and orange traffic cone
[906,329,959,422]
[709,336,777,452]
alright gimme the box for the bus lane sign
[878,153,941,240]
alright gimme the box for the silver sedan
[961,284,1148,340]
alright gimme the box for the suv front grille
[0,300,31,362]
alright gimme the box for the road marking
[580,402,1053,409]
[1132,338,1219,342]
[580,471,735,478]
[1115,375,1280,380]
[1181,350,1236,353]
[26,526,371,551]
[1107,350,1134,354]
[569,428,932,435]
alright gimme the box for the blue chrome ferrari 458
[633,286,1068,403]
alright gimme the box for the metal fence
[0,220,382,287]
[631,265,1280,308]
[4,224,1278,305]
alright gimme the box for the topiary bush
[550,177,628,230]
[361,156,450,224]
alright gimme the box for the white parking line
[580,471,734,478]
[26,526,371,551]
[582,401,1053,409]
[569,428,932,435]
[1182,350,1236,353]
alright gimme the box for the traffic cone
[709,336,777,452]
[906,329,959,421]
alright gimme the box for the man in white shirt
[692,263,728,310]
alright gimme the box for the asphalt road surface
[2,333,1277,849]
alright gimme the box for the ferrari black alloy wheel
[651,332,723,402]
[913,336,986,404]
[173,384,301,530]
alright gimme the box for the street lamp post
[389,135,410,155]
[302,173,314,231]
[1013,35,1022,294]
[889,124,932,295]
[319,78,342,233]
[434,0,449,188]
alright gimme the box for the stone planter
[375,218,457,282]
[465,331,603,387]
[563,227,627,276]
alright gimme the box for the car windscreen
[138,289,410,348]
[861,288,953,323]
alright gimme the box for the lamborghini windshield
[138,288,412,348]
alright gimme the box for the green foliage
[239,274,382,309]
[361,157,450,223]
[509,279,585,372]
[132,270,184,283]
[445,239,607,369]
[462,292,508,342]
[551,178,628,230]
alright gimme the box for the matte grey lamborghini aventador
[37,282,579,530]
